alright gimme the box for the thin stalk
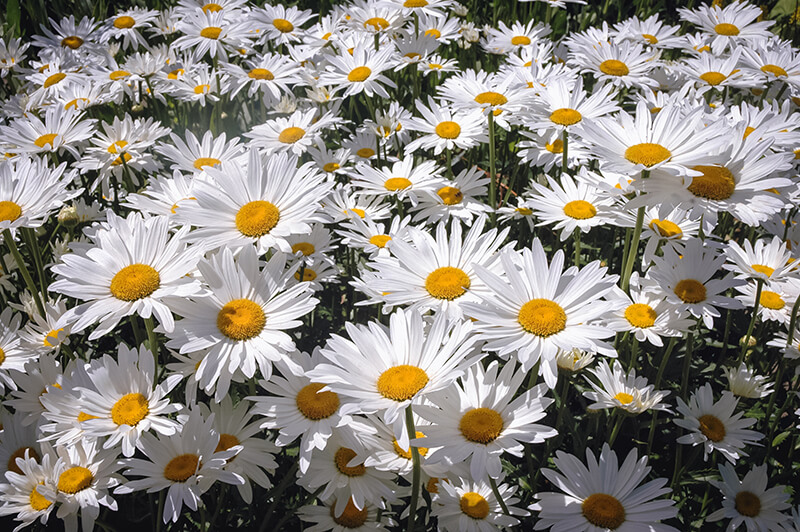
[259,461,300,532]
[144,317,160,377]
[561,129,568,176]
[4,229,45,316]
[680,328,695,401]
[405,406,422,532]
[21,227,47,296]
[573,227,581,268]
[737,278,764,366]
[607,412,625,447]
[488,112,497,226]
[488,476,510,516]
[155,490,165,532]
[621,206,645,293]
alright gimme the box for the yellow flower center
[167,68,184,80]
[460,492,490,519]
[376,365,429,401]
[760,290,784,310]
[331,498,368,527]
[272,18,294,33]
[369,234,392,248]
[77,412,97,422]
[0,348,5,366]
[295,268,317,282]
[34,133,58,149]
[437,186,463,205]
[109,70,130,80]
[563,200,596,220]
[649,219,682,238]
[474,91,508,106]
[356,147,375,158]
[163,454,200,482]
[688,165,735,200]
[404,0,428,6]
[459,407,503,444]
[291,242,315,256]
[0,201,22,223]
[751,264,774,277]
[202,3,222,12]
[511,35,531,45]
[642,33,658,44]
[582,493,626,529]
[214,433,240,454]
[599,59,629,76]
[546,139,564,153]
[624,143,671,167]
[384,177,412,191]
[114,15,136,29]
[193,157,220,170]
[248,68,274,80]
[200,26,222,39]
[110,264,160,301]
[217,299,266,341]
[107,140,128,154]
[334,447,365,476]
[278,127,305,144]
[425,266,471,300]
[715,23,740,35]
[296,382,340,420]
[61,36,84,49]
[235,200,280,237]
[57,466,93,494]
[29,484,52,511]
[550,108,582,126]
[8,447,38,475]
[674,279,706,304]
[347,208,366,218]
[393,431,428,459]
[516,207,533,215]
[194,84,210,94]
[614,392,634,404]
[364,17,389,31]
[111,393,149,426]
[735,491,761,517]
[435,121,461,139]
[426,477,441,493]
[698,414,726,442]
[518,298,567,337]
[348,66,372,82]
[624,303,657,328]
[425,28,441,38]
[760,64,787,78]
[700,71,729,86]
[323,162,340,172]
[44,72,66,88]
[65,97,89,109]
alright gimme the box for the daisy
[0,105,95,159]
[523,76,619,133]
[674,383,763,463]
[724,236,794,283]
[583,359,671,414]
[298,497,397,532]
[741,41,800,87]
[336,215,412,258]
[246,108,338,156]
[639,205,706,267]
[531,443,679,531]
[319,43,397,99]
[0,409,41,480]
[0,37,29,78]
[735,280,794,325]
[0,308,39,393]
[437,69,526,128]
[173,9,252,60]
[0,450,55,532]
[570,40,660,89]
[102,7,159,50]
[677,48,757,94]
[432,475,528,532]
[306,308,480,449]
[123,170,199,220]
[415,360,556,480]
[290,258,340,290]
[411,166,491,225]
[76,345,181,457]
[613,14,684,49]
[165,245,317,400]
[706,463,791,531]
[49,212,203,339]
[252,4,314,45]
[724,363,774,399]
[222,52,302,101]
[321,184,392,223]
[30,15,104,56]
[177,149,331,254]
[461,240,619,388]
[483,20,550,55]
[286,224,338,264]
[403,96,487,155]
[555,348,595,374]
[679,0,774,55]
[350,155,443,206]
[115,409,244,524]
[159,129,244,174]
[166,65,228,107]
[516,128,591,174]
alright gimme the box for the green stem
[259,461,300,532]
[488,476,510,516]
[155,490,165,532]
[561,129,568,177]
[488,112,497,227]
[621,206,645,293]
[21,227,47,296]
[737,278,763,366]
[680,328,695,401]
[607,412,625,447]
[144,317,160,377]
[573,227,581,268]
[405,406,422,532]
[3,229,45,316]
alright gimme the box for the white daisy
[582,359,671,414]
[706,463,791,531]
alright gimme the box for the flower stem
[573,227,581,268]
[680,328,695,401]
[620,206,645,293]
[488,112,497,227]
[607,411,625,447]
[561,129,568,177]
[488,476,510,516]
[405,405,422,532]
[737,278,763,366]
[144,316,160,377]
[3,229,45,316]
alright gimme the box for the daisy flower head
[350,155,443,207]
[674,383,763,463]
[321,184,392,223]
[582,359,671,414]
[524,76,619,133]
[404,96,488,155]
[115,409,244,524]
[0,104,95,159]
[740,41,800,87]
[176,149,331,254]
[706,463,791,531]
[483,20,551,55]
[437,69,527,128]
[724,235,794,283]
[516,128,591,174]
[307,308,480,449]
[319,42,397,99]
[555,348,596,374]
[570,40,660,89]
[123,170,199,221]
[102,7,159,50]
[416,360,556,480]
[462,239,619,388]
[222,52,302,102]
[252,4,314,45]
[412,165,491,225]
[0,37,29,78]
[532,443,678,531]
[49,212,203,339]
[432,474,528,532]
[30,15,104,57]
[735,279,794,325]
[0,408,42,480]
[639,205,706,267]
[679,0,774,55]
[165,245,317,400]
[677,47,758,95]
[245,108,338,156]
[76,344,182,457]
[159,129,244,175]
[613,14,684,49]
[173,8,252,60]
[0,449,55,531]
[336,214,412,259]
[724,363,774,399]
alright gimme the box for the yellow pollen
[272,18,294,33]
[34,133,58,149]
[235,200,280,237]
[674,279,706,304]
[369,234,392,248]
[57,466,93,494]
[384,177,412,191]
[404,52,421,60]
[334,447,366,476]
[393,431,428,459]
[459,407,503,444]
[110,264,160,301]
[356,148,375,158]
[376,365,429,401]
[650,106,662,114]
[167,68,184,80]
[44,328,64,347]
[642,33,658,44]
[65,97,89,109]
[425,28,441,38]
[291,242,315,256]
[582,493,626,529]
[202,3,222,13]
[44,72,66,88]
[348,208,366,218]
[294,268,317,282]
[761,64,788,78]
[428,63,443,69]
[114,16,136,29]
[688,165,735,200]
[109,70,130,80]
[425,266,471,300]
[437,186,463,205]
[474,91,507,106]
[563,200,596,220]
[200,26,222,39]
[735,491,761,517]
[649,219,682,238]
[214,433,240,454]
[624,143,671,167]
[193,157,220,170]
[460,492,490,519]
[278,127,306,144]
[614,392,634,404]
[331,498,368,527]
[715,22,740,35]
[700,71,727,86]
[760,290,784,310]
[77,412,97,422]
[322,32,332,40]
[516,207,533,215]
[194,84,210,94]
[111,393,149,426]
[743,126,756,139]
[698,414,726,442]
[546,139,564,153]
[599,59,629,76]
[29,484,52,511]
[323,162,340,172]
[518,299,567,336]
[217,299,266,341]
[435,121,461,139]
[164,454,200,482]
[426,477,441,493]
[751,264,774,277]
[111,153,132,166]
[61,36,84,49]
[248,68,274,80]
[511,35,531,45]
[8,447,38,475]
[296,382,340,420]
[348,66,371,82]
[624,303,657,328]
[107,140,128,154]
[0,201,22,223]
[364,17,389,31]
[404,0,428,6]
[550,108,582,126]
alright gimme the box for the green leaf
[771,0,798,18]
[772,431,791,447]
[6,0,20,37]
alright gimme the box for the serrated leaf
[772,430,791,447]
